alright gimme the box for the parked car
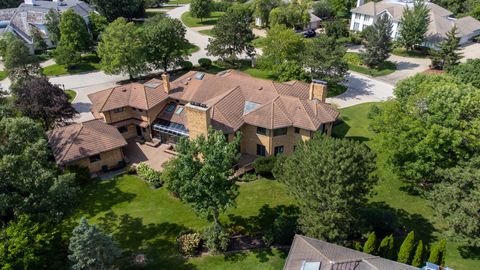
[303,29,316,38]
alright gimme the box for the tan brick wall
[118,124,138,139]
[71,148,124,173]
[146,101,168,123]
[185,104,210,139]
[104,107,149,124]
[309,83,328,102]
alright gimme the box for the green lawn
[186,42,200,54]
[198,29,215,37]
[333,102,480,270]
[169,0,191,4]
[0,70,6,81]
[181,11,225,27]
[392,47,430,58]
[145,9,165,18]
[327,83,347,98]
[68,175,293,269]
[344,52,396,77]
[43,54,101,76]
[65,89,76,103]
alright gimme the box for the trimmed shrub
[179,60,193,71]
[253,155,277,176]
[397,231,415,264]
[262,211,298,245]
[428,239,446,266]
[363,232,377,255]
[65,165,91,185]
[239,173,257,182]
[177,232,202,256]
[353,241,363,251]
[203,225,230,254]
[198,58,212,68]
[378,234,394,259]
[136,162,162,188]
[412,240,424,267]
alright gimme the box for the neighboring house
[88,70,339,159]
[0,0,93,52]
[350,0,480,48]
[47,120,128,173]
[284,235,419,270]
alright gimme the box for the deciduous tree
[92,0,145,22]
[45,9,61,44]
[361,14,393,67]
[398,0,430,51]
[98,18,147,79]
[190,0,213,21]
[275,135,376,243]
[88,12,108,41]
[261,24,305,66]
[446,59,480,88]
[2,35,42,86]
[207,4,255,64]
[143,15,189,72]
[163,129,241,227]
[251,0,281,26]
[14,77,77,130]
[68,217,121,270]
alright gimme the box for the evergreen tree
[378,234,395,259]
[438,239,446,266]
[398,0,430,51]
[428,241,441,265]
[361,14,393,67]
[397,231,415,264]
[68,218,121,270]
[430,25,462,70]
[412,240,424,267]
[363,232,377,255]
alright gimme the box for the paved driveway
[378,54,430,84]
[327,71,395,108]
[460,42,480,63]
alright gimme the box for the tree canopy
[446,59,480,88]
[361,14,393,67]
[261,24,305,67]
[251,0,281,26]
[397,0,430,51]
[45,9,61,44]
[190,0,213,21]
[207,4,255,64]
[370,74,480,185]
[91,0,145,22]
[274,135,376,243]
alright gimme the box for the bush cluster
[203,225,230,254]
[198,58,212,68]
[176,232,202,256]
[252,155,277,176]
[136,162,162,188]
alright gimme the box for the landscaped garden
[42,54,101,76]
[344,52,396,77]
[66,175,293,269]
[181,11,225,27]
[333,102,480,270]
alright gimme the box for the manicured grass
[185,42,200,54]
[43,54,101,76]
[169,0,191,4]
[145,9,165,18]
[65,90,76,103]
[198,29,215,37]
[252,37,267,48]
[332,102,480,270]
[181,11,225,27]
[392,47,430,58]
[68,175,293,269]
[0,70,6,81]
[344,52,396,77]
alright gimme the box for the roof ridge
[98,87,115,112]
[213,86,242,106]
[297,235,336,263]
[141,84,149,109]
[275,96,293,124]
[300,99,317,129]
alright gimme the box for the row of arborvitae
[357,231,447,267]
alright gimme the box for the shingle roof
[89,70,339,133]
[47,120,127,165]
[284,235,419,270]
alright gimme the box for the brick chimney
[162,73,170,94]
[309,80,328,103]
[185,103,211,139]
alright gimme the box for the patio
[123,141,176,171]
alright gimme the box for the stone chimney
[162,73,170,94]
[309,80,328,103]
[185,103,211,139]
[24,0,36,5]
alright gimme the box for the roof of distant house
[89,70,339,133]
[351,0,480,41]
[47,120,127,165]
[0,0,92,43]
[284,235,419,270]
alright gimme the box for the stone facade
[71,148,125,173]
[185,104,211,139]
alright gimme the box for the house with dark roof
[47,120,127,173]
[350,0,480,48]
[284,235,419,270]
[0,0,93,52]
[88,70,339,159]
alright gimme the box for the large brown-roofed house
[88,70,339,158]
[48,120,127,173]
[284,235,419,270]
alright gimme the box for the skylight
[165,103,175,113]
[243,101,260,115]
[175,107,184,115]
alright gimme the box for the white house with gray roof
[0,0,93,52]
[350,0,480,48]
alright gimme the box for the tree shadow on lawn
[458,245,480,260]
[361,202,436,244]
[224,248,287,264]
[226,204,299,236]
[332,117,370,143]
[98,211,196,270]
[78,179,137,219]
